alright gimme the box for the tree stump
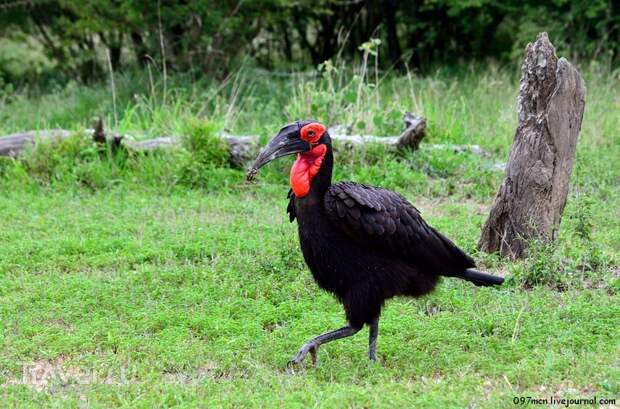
[478,33,586,259]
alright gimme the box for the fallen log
[478,33,586,259]
[0,130,74,157]
[0,113,427,166]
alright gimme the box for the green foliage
[511,237,615,292]
[178,118,233,188]
[18,133,100,186]
[2,0,619,85]
[573,196,596,241]
[511,194,616,291]
[0,36,54,88]
[513,240,570,290]
[180,119,229,168]
[0,119,244,192]
[0,155,15,178]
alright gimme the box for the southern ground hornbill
[246,120,504,366]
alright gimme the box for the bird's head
[246,120,331,197]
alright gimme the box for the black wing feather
[286,189,296,222]
[324,182,475,276]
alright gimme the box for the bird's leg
[288,325,361,367]
[368,317,379,362]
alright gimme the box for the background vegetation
[1,0,620,87]
[0,1,619,407]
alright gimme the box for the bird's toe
[287,342,319,369]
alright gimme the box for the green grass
[0,65,619,407]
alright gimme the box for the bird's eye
[308,131,315,136]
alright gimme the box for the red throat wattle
[290,144,327,198]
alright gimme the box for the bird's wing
[324,181,475,275]
[286,189,296,222]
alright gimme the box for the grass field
[0,65,619,407]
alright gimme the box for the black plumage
[248,121,504,365]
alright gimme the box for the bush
[178,118,232,188]
[514,240,569,290]
[0,119,243,192]
[19,133,98,186]
[16,133,132,190]
[0,156,15,178]
[512,237,613,291]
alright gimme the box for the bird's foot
[287,341,319,369]
[368,349,378,362]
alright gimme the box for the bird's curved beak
[246,123,311,181]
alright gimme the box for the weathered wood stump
[478,33,586,258]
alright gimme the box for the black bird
[247,120,504,365]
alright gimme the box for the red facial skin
[290,123,327,197]
[299,122,325,145]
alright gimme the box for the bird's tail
[461,268,504,287]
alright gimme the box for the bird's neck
[290,144,333,198]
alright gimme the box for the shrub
[515,239,568,290]
[19,133,97,186]
[178,118,232,188]
[0,156,14,178]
